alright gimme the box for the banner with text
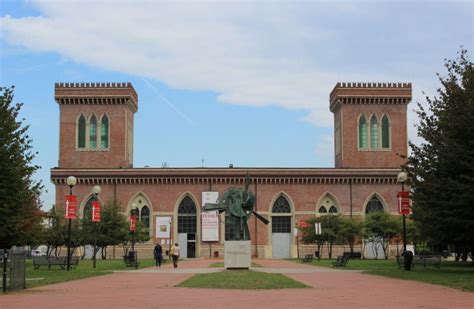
[202,211,219,241]
[65,195,77,220]
[156,216,171,238]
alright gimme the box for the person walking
[153,243,163,267]
[170,243,180,268]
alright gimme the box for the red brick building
[51,82,411,259]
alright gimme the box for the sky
[0,0,472,210]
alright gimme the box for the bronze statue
[203,175,268,241]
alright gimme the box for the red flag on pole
[65,195,77,220]
[92,201,101,222]
[130,215,137,232]
[398,191,411,215]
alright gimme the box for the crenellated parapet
[329,82,412,112]
[55,82,138,113]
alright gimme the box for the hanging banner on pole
[65,195,77,220]
[156,216,171,238]
[397,191,411,215]
[202,211,219,241]
[130,215,137,232]
[315,222,322,235]
[92,201,101,222]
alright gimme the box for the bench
[123,251,140,269]
[302,254,314,263]
[343,252,361,259]
[332,255,349,267]
[396,255,441,269]
[33,256,79,270]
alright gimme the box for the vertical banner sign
[92,201,101,222]
[202,211,219,241]
[156,216,171,238]
[130,215,137,232]
[65,195,77,220]
[315,222,322,235]
[398,191,411,215]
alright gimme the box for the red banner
[92,201,101,222]
[130,215,137,232]
[398,191,411,215]
[299,220,309,228]
[65,195,77,220]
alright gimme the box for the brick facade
[51,81,411,259]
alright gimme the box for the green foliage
[0,85,43,248]
[339,216,363,253]
[363,212,400,259]
[299,215,345,258]
[407,49,474,259]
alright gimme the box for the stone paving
[1,259,473,308]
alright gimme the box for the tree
[407,49,474,261]
[363,212,399,259]
[299,215,343,259]
[0,86,43,249]
[339,216,362,254]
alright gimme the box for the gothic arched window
[370,115,379,149]
[140,206,150,232]
[366,196,384,214]
[318,206,327,213]
[89,115,97,149]
[100,115,109,148]
[358,115,368,149]
[178,196,197,233]
[272,196,291,213]
[78,115,86,148]
[381,115,390,149]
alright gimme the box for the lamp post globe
[66,175,77,187]
[92,185,101,196]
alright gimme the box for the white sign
[202,211,219,241]
[315,222,322,235]
[293,228,298,237]
[202,191,219,206]
[156,216,171,238]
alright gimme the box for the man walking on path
[170,243,180,268]
[153,243,163,267]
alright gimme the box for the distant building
[51,81,411,259]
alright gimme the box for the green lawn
[177,270,308,289]
[293,258,474,291]
[25,258,159,288]
[209,262,263,268]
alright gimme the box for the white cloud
[0,0,461,133]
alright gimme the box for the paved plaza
[1,259,473,308]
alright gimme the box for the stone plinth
[224,241,251,269]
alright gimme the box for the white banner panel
[156,216,171,238]
[202,191,219,206]
[202,211,219,241]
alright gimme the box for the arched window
[359,115,368,148]
[381,115,390,149]
[100,115,109,148]
[365,196,384,214]
[78,115,86,148]
[140,206,150,232]
[89,115,97,149]
[370,115,378,148]
[329,206,338,213]
[272,196,291,213]
[272,196,291,233]
[318,206,327,213]
[178,196,197,233]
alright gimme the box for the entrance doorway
[177,196,197,258]
[271,196,292,258]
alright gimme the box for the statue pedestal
[224,241,251,269]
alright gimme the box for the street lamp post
[66,176,77,271]
[397,171,412,271]
[130,204,138,252]
[92,185,101,269]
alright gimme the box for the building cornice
[51,167,401,186]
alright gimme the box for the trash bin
[213,251,219,258]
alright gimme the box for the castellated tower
[330,82,412,169]
[55,82,138,168]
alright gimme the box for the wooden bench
[33,256,79,270]
[302,254,314,263]
[332,255,349,267]
[123,251,140,269]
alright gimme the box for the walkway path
[1,259,473,308]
